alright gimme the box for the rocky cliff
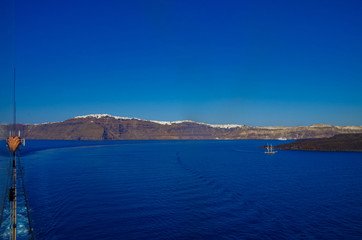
[1,114,362,140]
[275,134,362,152]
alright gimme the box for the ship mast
[5,69,34,240]
[6,68,24,240]
[7,69,19,240]
[13,68,16,136]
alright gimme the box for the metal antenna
[13,68,16,136]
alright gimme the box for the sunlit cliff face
[1,115,361,141]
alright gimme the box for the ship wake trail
[1,207,29,239]
[176,152,247,205]
[0,154,34,240]
[175,152,278,236]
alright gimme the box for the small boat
[278,137,287,141]
[265,144,277,154]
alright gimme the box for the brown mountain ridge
[1,114,362,140]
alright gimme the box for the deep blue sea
[1,140,362,239]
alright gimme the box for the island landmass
[275,134,362,152]
[1,114,362,141]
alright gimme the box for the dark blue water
[3,140,362,239]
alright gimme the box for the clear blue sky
[1,0,361,126]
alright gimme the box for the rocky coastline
[275,134,362,152]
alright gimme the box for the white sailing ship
[265,144,277,154]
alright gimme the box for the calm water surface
[2,140,362,239]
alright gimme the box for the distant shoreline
[1,115,362,141]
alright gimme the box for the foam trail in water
[0,206,30,239]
